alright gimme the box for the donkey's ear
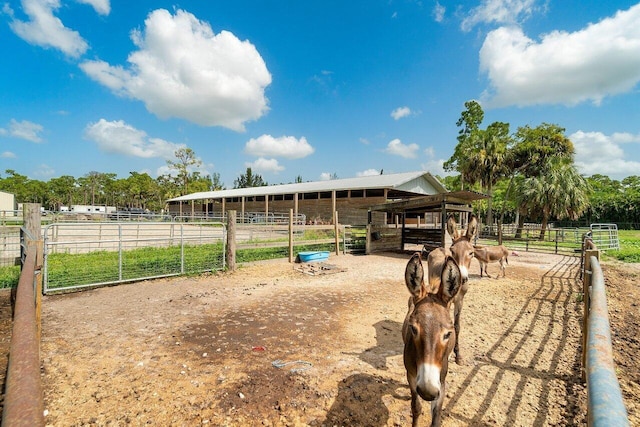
[439,256,462,304]
[466,215,479,239]
[405,252,425,298]
[446,215,459,239]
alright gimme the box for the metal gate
[343,225,366,254]
[589,223,620,251]
[43,221,226,294]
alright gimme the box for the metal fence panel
[589,223,620,251]
[0,225,21,268]
[43,222,226,294]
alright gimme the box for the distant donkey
[473,244,509,278]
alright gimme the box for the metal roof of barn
[167,171,447,202]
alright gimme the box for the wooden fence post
[334,211,340,256]
[226,210,236,271]
[289,209,294,263]
[582,248,599,381]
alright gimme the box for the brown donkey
[424,214,477,364]
[403,252,463,427]
[473,244,509,278]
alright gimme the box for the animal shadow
[354,319,404,370]
[323,373,407,426]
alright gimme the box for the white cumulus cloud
[385,138,419,158]
[461,0,537,32]
[1,151,17,158]
[84,119,184,159]
[357,169,381,177]
[6,0,89,58]
[245,157,284,174]
[391,106,412,120]
[420,146,450,177]
[76,0,110,15]
[571,130,640,179]
[244,135,314,159]
[433,2,446,23]
[480,4,640,107]
[80,9,272,131]
[319,172,336,181]
[5,119,44,142]
[34,164,55,178]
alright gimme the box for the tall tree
[460,121,511,227]
[498,123,576,241]
[211,172,225,190]
[445,101,511,226]
[517,158,591,240]
[166,148,202,195]
[0,170,30,202]
[234,168,266,188]
[48,175,77,209]
[126,172,156,209]
[444,100,485,190]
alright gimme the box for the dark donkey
[403,252,463,427]
[425,214,478,364]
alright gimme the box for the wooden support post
[581,248,599,381]
[288,209,294,263]
[440,202,447,247]
[334,211,340,256]
[23,204,42,338]
[226,210,236,271]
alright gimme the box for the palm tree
[462,122,510,229]
[517,158,591,240]
[497,123,576,242]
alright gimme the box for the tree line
[0,148,265,214]
[441,100,640,234]
[2,103,639,231]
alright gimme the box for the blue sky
[1,1,640,187]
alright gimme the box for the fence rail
[2,208,44,427]
[581,238,629,426]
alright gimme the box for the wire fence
[478,223,620,255]
[43,221,226,293]
[0,225,21,268]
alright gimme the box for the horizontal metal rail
[583,249,629,426]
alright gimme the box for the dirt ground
[1,249,639,426]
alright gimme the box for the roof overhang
[367,190,489,214]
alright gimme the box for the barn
[0,191,16,216]
[166,170,448,225]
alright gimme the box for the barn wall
[168,195,389,225]
[369,225,402,253]
[0,191,15,212]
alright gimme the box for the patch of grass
[3,238,338,290]
[601,229,640,263]
[45,242,226,290]
[0,265,19,289]
[236,242,337,263]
